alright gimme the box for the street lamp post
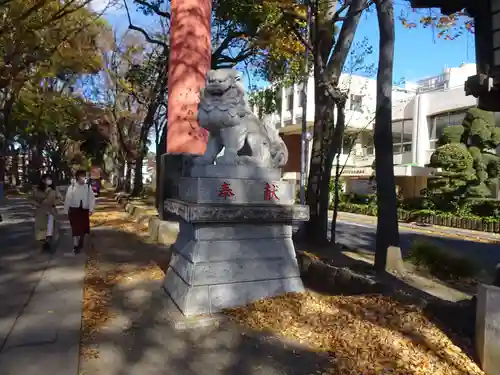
[304,131,313,177]
[299,0,311,206]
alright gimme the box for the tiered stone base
[163,198,309,316]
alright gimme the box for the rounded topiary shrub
[429,143,473,172]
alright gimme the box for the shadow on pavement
[80,226,335,375]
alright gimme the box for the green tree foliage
[0,0,110,185]
[0,0,106,90]
[427,143,475,210]
[248,87,279,118]
[212,0,306,79]
[427,108,500,209]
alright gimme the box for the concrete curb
[113,194,179,246]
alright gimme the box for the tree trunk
[305,77,334,244]
[329,101,347,243]
[28,141,44,184]
[114,160,125,192]
[155,124,166,208]
[303,0,368,244]
[12,150,19,186]
[0,143,5,189]
[373,0,400,273]
[132,153,144,196]
[21,151,27,184]
[330,152,342,243]
[125,162,132,193]
[0,94,15,192]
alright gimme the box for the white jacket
[64,183,96,214]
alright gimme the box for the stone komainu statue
[194,69,288,169]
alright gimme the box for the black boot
[73,236,83,254]
[41,240,51,252]
[46,236,54,253]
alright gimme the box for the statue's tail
[262,114,288,168]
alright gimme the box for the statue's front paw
[235,156,259,166]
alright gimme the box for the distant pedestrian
[64,170,96,254]
[33,174,61,252]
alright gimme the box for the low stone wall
[114,193,382,298]
[114,193,179,246]
[296,250,384,295]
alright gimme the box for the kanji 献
[217,182,234,200]
[264,183,279,201]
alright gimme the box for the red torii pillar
[166,0,211,154]
[160,0,211,216]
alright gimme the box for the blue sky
[102,1,475,85]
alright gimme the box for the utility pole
[299,0,312,205]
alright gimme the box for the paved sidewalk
[0,197,85,375]
[335,211,500,243]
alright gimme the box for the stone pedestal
[158,153,194,219]
[476,284,500,375]
[162,166,309,316]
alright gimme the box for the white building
[270,63,480,198]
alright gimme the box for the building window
[350,94,363,112]
[392,119,413,154]
[287,93,293,111]
[402,119,413,152]
[366,145,374,155]
[342,136,352,155]
[429,109,468,149]
[361,132,374,156]
[392,120,403,154]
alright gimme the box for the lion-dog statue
[193,68,288,168]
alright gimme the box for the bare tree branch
[123,0,168,48]
[134,0,170,18]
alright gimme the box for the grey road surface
[333,219,500,273]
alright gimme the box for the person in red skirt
[64,169,96,253]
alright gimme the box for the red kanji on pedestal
[264,183,279,201]
[217,182,235,200]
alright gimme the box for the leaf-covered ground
[80,195,484,375]
[225,292,482,375]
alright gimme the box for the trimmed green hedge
[338,202,500,233]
